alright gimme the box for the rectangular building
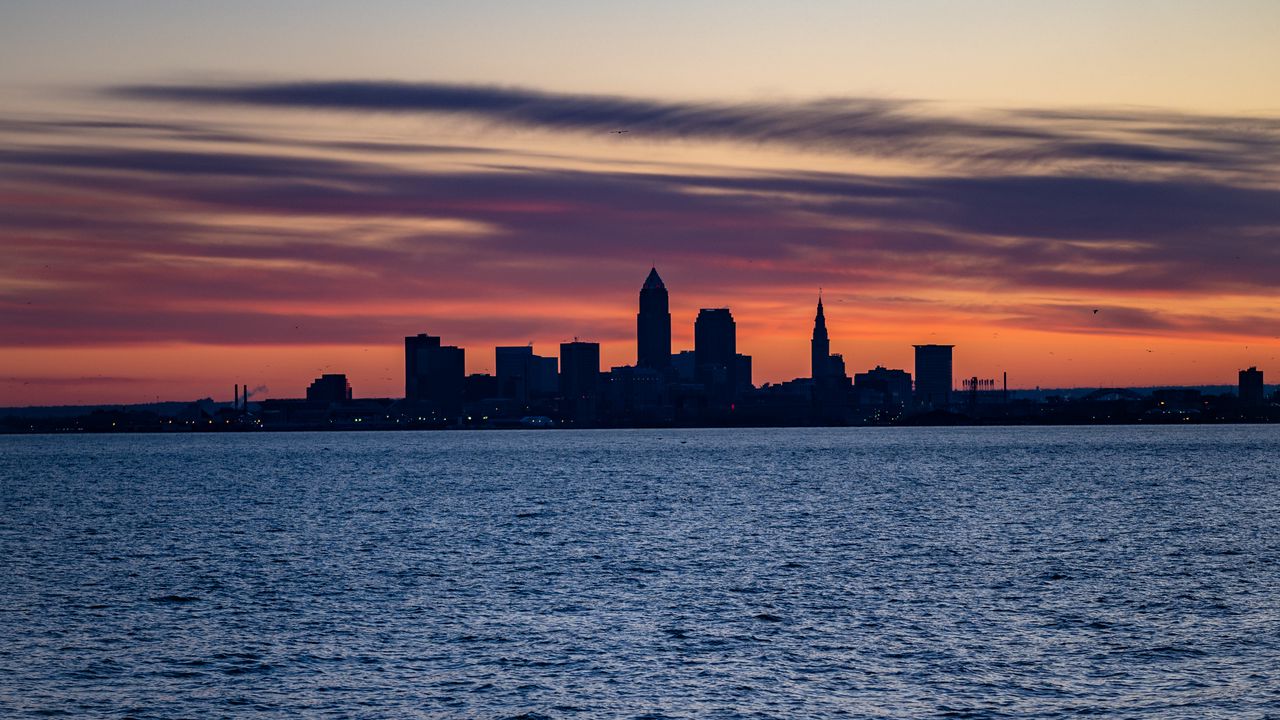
[531,355,558,397]
[560,341,601,425]
[695,308,738,402]
[914,344,954,409]
[1240,366,1265,407]
[496,346,559,403]
[496,346,534,402]
[405,333,465,417]
[854,366,912,409]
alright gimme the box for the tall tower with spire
[811,294,830,382]
[637,267,671,368]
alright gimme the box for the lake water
[1,426,1278,718]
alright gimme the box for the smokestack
[235,384,240,411]
[1003,372,1008,404]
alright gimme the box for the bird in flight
[1092,309,1099,314]
[612,130,630,134]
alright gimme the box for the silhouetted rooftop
[642,267,665,290]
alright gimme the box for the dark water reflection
[2,427,1279,718]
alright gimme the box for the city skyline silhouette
[2,4,1279,406]
[5,266,1272,432]
[1,261,1278,411]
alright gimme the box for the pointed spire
[643,266,665,290]
[811,291,830,381]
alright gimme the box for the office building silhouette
[496,346,558,404]
[914,344,954,409]
[695,309,735,371]
[306,374,352,404]
[854,366,912,410]
[405,333,465,417]
[809,295,851,420]
[695,308,737,396]
[637,267,672,369]
[560,341,601,424]
[810,296,848,386]
[812,296,831,381]
[1240,366,1264,408]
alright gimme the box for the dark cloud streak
[5,143,1280,297]
[111,80,1279,170]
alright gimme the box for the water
[1,426,1278,719]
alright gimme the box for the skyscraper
[695,308,736,373]
[914,344,954,409]
[811,296,831,382]
[695,308,737,398]
[496,346,533,402]
[405,333,465,417]
[637,267,671,369]
[560,341,601,425]
[810,295,850,417]
[530,355,558,397]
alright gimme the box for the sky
[2,0,1279,405]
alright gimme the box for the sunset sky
[2,1,1279,405]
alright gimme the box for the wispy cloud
[5,144,1277,289]
[2,81,1278,354]
[110,80,1280,172]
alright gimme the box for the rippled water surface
[2,427,1279,718]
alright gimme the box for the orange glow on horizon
[2,305,1276,407]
